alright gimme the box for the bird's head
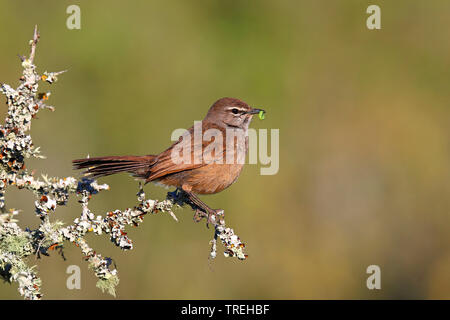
[205,97,265,130]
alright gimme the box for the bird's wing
[145,122,225,182]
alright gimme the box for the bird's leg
[181,189,220,228]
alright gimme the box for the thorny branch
[0,27,247,300]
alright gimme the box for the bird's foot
[193,208,204,223]
[167,188,187,206]
[193,208,224,228]
[206,208,224,229]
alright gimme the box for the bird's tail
[72,155,157,179]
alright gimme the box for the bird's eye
[231,108,239,114]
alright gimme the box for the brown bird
[73,97,265,224]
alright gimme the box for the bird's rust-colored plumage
[73,97,264,220]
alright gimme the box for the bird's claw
[193,209,204,223]
[193,208,224,229]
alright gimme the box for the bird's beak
[247,108,265,115]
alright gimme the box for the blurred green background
[0,0,449,299]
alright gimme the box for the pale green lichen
[95,274,120,297]
[0,234,32,257]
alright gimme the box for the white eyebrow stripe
[226,107,248,112]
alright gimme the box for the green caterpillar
[258,110,265,120]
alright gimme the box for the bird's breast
[157,163,244,195]
[186,163,245,194]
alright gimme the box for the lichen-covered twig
[0,26,247,300]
